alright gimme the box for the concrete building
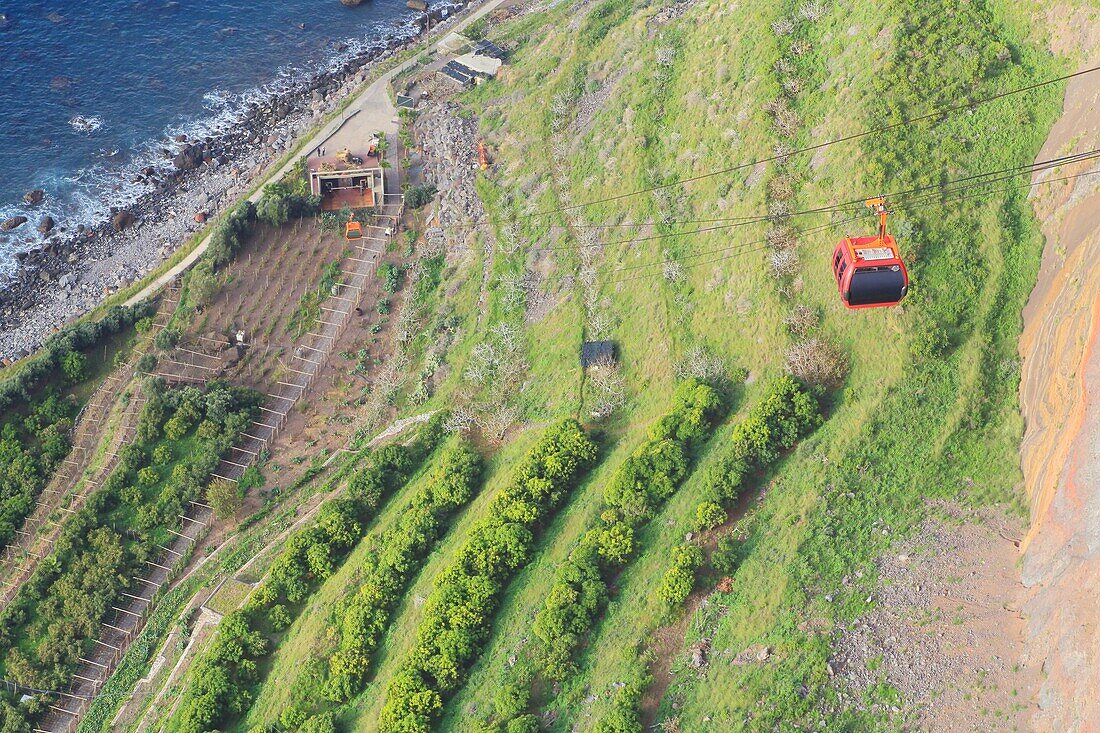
[308,144,386,211]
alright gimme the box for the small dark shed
[581,340,616,369]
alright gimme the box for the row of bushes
[0,392,77,547]
[586,377,823,732]
[173,417,448,733]
[0,381,259,694]
[378,420,598,732]
[531,380,724,681]
[700,375,821,511]
[0,302,154,412]
[325,438,482,702]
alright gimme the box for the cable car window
[848,268,905,306]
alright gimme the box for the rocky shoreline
[0,0,472,363]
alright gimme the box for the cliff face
[1018,6,1100,730]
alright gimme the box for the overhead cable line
[603,167,1100,284]
[527,148,1100,253]
[544,148,1100,231]
[516,65,1100,219]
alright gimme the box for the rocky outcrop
[22,189,45,206]
[173,143,205,171]
[37,216,54,235]
[112,210,135,232]
[1,216,27,231]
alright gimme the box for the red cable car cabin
[832,196,908,309]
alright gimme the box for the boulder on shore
[1,216,28,231]
[173,143,205,171]
[112,210,135,232]
[23,189,45,206]
[37,216,55,235]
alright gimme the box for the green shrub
[186,259,219,307]
[61,350,87,383]
[405,184,437,209]
[0,302,152,413]
[694,500,727,532]
[704,375,821,503]
[710,535,745,577]
[268,604,292,632]
[208,478,243,520]
[153,445,173,465]
[378,421,596,731]
[0,382,259,695]
[379,262,404,294]
[154,328,180,351]
[0,391,77,546]
[173,419,450,731]
[136,353,158,374]
[324,439,482,703]
[532,380,723,680]
[657,543,703,607]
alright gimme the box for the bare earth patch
[832,503,1039,732]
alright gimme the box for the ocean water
[0,0,422,271]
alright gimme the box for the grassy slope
[241,445,448,728]
[438,0,1059,729]
[158,0,1062,728]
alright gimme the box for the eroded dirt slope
[1018,6,1100,731]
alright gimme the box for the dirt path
[1016,7,1100,731]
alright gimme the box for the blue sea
[0,0,424,272]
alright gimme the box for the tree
[136,353,158,374]
[405,184,438,209]
[257,185,291,227]
[61,351,87,383]
[187,258,219,306]
[208,478,243,520]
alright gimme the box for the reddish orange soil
[1017,6,1100,730]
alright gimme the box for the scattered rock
[37,216,55,235]
[688,639,711,670]
[1,216,28,231]
[22,189,45,206]
[732,644,771,666]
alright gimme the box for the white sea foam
[0,6,454,276]
[68,115,105,134]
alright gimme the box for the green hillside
[144,0,1066,731]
